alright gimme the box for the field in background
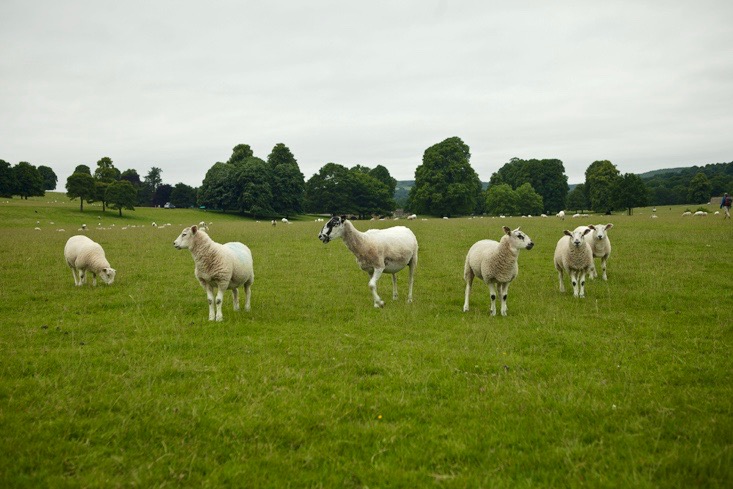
[0,194,731,487]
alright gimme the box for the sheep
[281,218,289,224]
[682,211,692,216]
[694,211,707,216]
[463,226,534,316]
[574,223,613,281]
[64,235,116,286]
[407,214,417,220]
[198,221,209,231]
[556,210,565,220]
[173,225,254,321]
[318,215,418,308]
[554,226,595,298]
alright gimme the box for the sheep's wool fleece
[467,237,518,284]
[64,235,110,272]
[554,236,593,271]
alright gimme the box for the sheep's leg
[215,287,225,321]
[601,257,608,281]
[557,270,565,293]
[70,268,80,286]
[204,284,216,321]
[588,261,597,280]
[91,272,97,287]
[79,270,86,285]
[579,270,587,298]
[407,257,416,304]
[463,270,474,312]
[499,282,509,316]
[232,287,240,311]
[243,280,252,312]
[391,273,398,300]
[369,269,385,308]
[571,270,580,298]
[488,282,497,316]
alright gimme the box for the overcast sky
[1,0,731,190]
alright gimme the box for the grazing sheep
[407,214,417,220]
[694,211,707,216]
[574,223,613,280]
[557,210,565,220]
[318,216,418,308]
[463,226,534,316]
[198,221,209,231]
[281,218,289,224]
[64,235,116,286]
[554,226,595,298]
[173,225,254,321]
[682,211,692,216]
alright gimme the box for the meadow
[0,194,731,488]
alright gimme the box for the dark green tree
[0,159,17,197]
[304,163,355,214]
[237,157,275,218]
[106,180,137,216]
[267,143,296,168]
[687,172,712,204]
[515,183,544,215]
[138,167,162,207]
[13,162,45,199]
[485,183,519,215]
[65,172,96,211]
[198,162,239,211]
[153,184,173,207]
[489,157,568,213]
[228,144,254,166]
[566,184,589,212]
[267,143,305,217]
[612,173,648,215]
[37,166,58,190]
[369,165,397,195]
[351,170,395,219]
[169,183,197,208]
[409,136,482,217]
[74,164,91,175]
[93,157,120,211]
[120,169,142,187]
[585,160,621,212]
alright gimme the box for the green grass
[0,195,731,487]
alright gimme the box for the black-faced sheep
[318,216,418,308]
[463,226,534,316]
[174,225,254,321]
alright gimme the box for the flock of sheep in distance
[63,214,614,321]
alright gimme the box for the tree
[153,184,173,207]
[369,165,397,195]
[351,170,395,219]
[139,167,162,207]
[485,184,519,215]
[585,160,620,212]
[198,162,239,211]
[515,183,544,215]
[13,162,44,199]
[237,157,275,218]
[687,172,712,204]
[144,167,162,190]
[105,180,137,216]
[0,159,17,198]
[409,136,482,217]
[37,166,58,190]
[228,144,254,165]
[489,158,569,213]
[120,169,142,187]
[74,165,91,175]
[267,143,296,168]
[612,173,648,215]
[268,143,305,217]
[66,172,96,211]
[169,183,197,208]
[93,157,119,212]
[304,163,355,214]
[566,184,589,212]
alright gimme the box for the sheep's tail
[463,255,473,282]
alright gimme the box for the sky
[1,0,732,190]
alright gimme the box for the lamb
[556,210,565,220]
[554,226,595,298]
[573,223,613,280]
[64,235,116,286]
[318,215,418,308]
[463,226,534,316]
[173,225,254,321]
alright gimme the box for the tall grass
[0,195,731,487]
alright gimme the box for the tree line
[0,159,57,199]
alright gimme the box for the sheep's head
[173,225,198,250]
[593,223,613,241]
[503,226,534,250]
[99,267,116,285]
[319,216,346,243]
[564,226,594,248]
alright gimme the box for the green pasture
[0,194,731,487]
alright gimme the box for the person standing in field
[721,193,732,219]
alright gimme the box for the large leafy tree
[66,172,96,211]
[106,180,137,216]
[228,144,254,165]
[409,136,482,217]
[351,171,395,219]
[304,163,355,214]
[0,159,17,197]
[612,173,648,215]
[585,160,621,212]
[566,184,589,212]
[74,164,91,175]
[198,162,239,212]
[369,165,397,195]
[120,169,142,187]
[687,172,712,204]
[170,183,197,208]
[153,184,173,207]
[237,157,275,217]
[13,161,45,199]
[515,183,544,215]
[37,166,58,190]
[489,158,568,213]
[267,143,305,217]
[138,167,162,206]
[485,183,519,215]
[94,157,120,211]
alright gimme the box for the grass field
[0,194,731,487]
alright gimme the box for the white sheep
[574,223,613,280]
[198,221,209,231]
[407,214,417,220]
[173,225,254,321]
[694,211,707,216]
[318,216,418,308]
[556,210,565,220]
[682,211,692,216]
[281,218,289,224]
[463,226,534,316]
[554,226,595,298]
[64,235,116,286]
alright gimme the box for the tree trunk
[80,200,84,212]
[119,208,122,217]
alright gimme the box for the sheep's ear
[503,226,511,235]
[340,215,347,222]
[605,223,613,230]
[587,224,595,230]
[583,228,592,236]
[564,230,572,236]
[191,225,198,234]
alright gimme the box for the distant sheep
[198,221,209,231]
[64,235,116,286]
[554,226,594,298]
[318,216,418,308]
[463,226,534,316]
[694,211,707,216]
[174,225,254,321]
[407,214,417,220]
[574,223,613,280]
[557,210,565,220]
[281,218,289,224]
[682,211,692,216]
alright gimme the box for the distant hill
[637,167,689,179]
